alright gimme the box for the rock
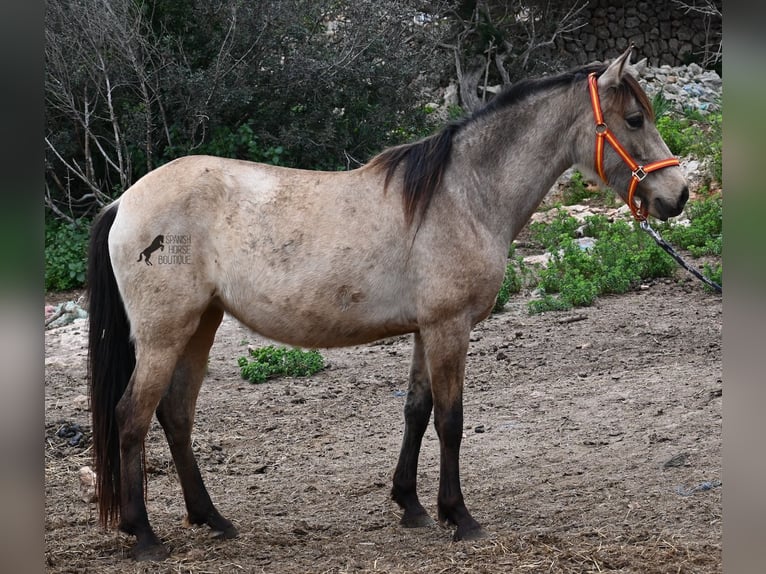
[79,466,98,503]
[46,301,89,330]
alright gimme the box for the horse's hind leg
[116,344,186,560]
[155,304,237,539]
[391,333,435,527]
[115,304,219,561]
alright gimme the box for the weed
[703,263,722,290]
[656,107,722,184]
[657,193,722,257]
[529,208,581,248]
[563,170,589,205]
[237,345,325,383]
[526,212,677,314]
[652,89,674,120]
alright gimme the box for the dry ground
[45,271,721,573]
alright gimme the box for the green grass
[237,345,325,383]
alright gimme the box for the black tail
[87,202,135,528]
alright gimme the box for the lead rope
[639,219,722,293]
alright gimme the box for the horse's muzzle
[652,185,689,220]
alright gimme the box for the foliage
[493,244,523,312]
[655,107,722,183]
[45,218,90,291]
[45,0,451,218]
[528,208,581,247]
[651,90,674,120]
[703,262,723,290]
[444,0,588,112]
[237,345,325,383]
[165,122,288,166]
[657,193,722,257]
[526,211,677,313]
[560,170,591,205]
[560,170,612,206]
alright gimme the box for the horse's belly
[219,276,417,348]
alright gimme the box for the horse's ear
[598,44,634,90]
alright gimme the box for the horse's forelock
[619,73,656,122]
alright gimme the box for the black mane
[367,63,614,227]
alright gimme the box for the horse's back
[107,156,420,347]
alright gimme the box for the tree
[671,0,722,69]
[44,0,456,220]
[439,0,588,112]
[45,0,269,220]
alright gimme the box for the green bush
[651,90,674,120]
[493,259,522,313]
[658,193,722,257]
[524,195,722,313]
[703,262,723,290]
[237,345,325,383]
[526,212,676,313]
[529,208,581,248]
[560,170,611,206]
[655,107,722,184]
[45,219,90,291]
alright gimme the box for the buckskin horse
[87,46,688,560]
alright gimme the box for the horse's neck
[452,91,578,246]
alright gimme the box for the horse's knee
[404,390,432,419]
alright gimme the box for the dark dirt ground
[44,262,722,573]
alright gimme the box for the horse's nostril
[679,185,689,208]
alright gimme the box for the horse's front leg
[392,332,435,527]
[421,319,487,541]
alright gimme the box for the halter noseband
[587,72,679,221]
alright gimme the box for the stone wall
[556,0,721,68]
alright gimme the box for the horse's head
[578,46,689,221]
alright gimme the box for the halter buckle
[632,166,647,181]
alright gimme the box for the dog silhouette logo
[137,235,164,265]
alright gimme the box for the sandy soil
[44,267,722,573]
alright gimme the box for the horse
[86,46,688,561]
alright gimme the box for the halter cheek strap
[587,73,679,221]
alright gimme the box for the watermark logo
[138,234,191,265]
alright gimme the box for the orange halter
[587,72,680,221]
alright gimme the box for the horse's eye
[626,113,644,129]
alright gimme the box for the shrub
[237,345,325,383]
[655,107,722,184]
[526,212,677,313]
[658,193,722,257]
[45,218,90,291]
[703,263,723,290]
[493,260,522,313]
[528,208,581,248]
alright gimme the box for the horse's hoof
[400,511,436,529]
[453,524,490,542]
[211,524,239,539]
[132,543,170,562]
